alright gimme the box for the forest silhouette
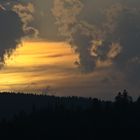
[0,89,139,138]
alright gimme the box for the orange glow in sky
[0,41,78,93]
[0,41,129,99]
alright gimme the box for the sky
[0,0,140,100]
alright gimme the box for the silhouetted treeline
[0,90,139,138]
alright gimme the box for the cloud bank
[0,0,140,88]
[52,0,140,85]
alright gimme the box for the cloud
[52,0,140,85]
[0,0,140,88]
[0,1,40,67]
[25,0,61,40]
[0,5,24,66]
[13,2,39,38]
[52,0,99,72]
[101,3,140,84]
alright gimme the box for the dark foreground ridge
[0,90,139,138]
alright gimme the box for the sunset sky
[0,0,140,99]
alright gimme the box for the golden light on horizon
[0,40,78,92]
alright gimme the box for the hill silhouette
[0,90,139,138]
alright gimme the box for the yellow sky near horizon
[0,41,78,93]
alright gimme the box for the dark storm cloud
[99,4,140,84]
[52,0,98,72]
[0,1,40,67]
[52,0,140,85]
[0,5,24,66]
